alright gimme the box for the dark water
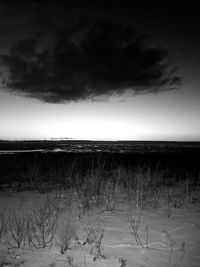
[0,140,200,154]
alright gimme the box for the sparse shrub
[119,258,127,267]
[66,255,74,266]
[85,215,105,257]
[54,183,64,198]
[104,180,119,211]
[26,163,43,191]
[164,182,190,217]
[0,211,6,241]
[135,167,152,209]
[6,210,28,248]
[55,217,76,254]
[127,210,145,249]
[93,229,104,260]
[74,158,107,213]
[76,176,94,212]
[27,197,57,249]
[38,182,53,194]
[76,170,103,213]
[52,189,73,215]
[126,167,163,209]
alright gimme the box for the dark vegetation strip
[0,151,200,187]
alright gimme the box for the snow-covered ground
[0,190,200,267]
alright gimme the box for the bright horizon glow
[1,87,200,142]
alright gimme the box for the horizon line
[0,138,200,143]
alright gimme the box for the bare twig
[127,210,145,250]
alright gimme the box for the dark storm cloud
[0,5,181,103]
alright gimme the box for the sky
[0,1,200,141]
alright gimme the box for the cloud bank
[1,13,181,103]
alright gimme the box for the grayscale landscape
[0,1,200,266]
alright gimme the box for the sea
[0,140,200,154]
